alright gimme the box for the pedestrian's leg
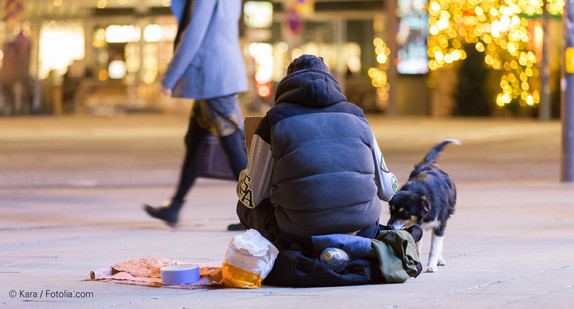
[144,117,209,227]
[219,131,247,179]
[206,95,247,179]
[172,117,210,202]
[205,95,248,230]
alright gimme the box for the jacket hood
[274,69,347,108]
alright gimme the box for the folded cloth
[311,234,372,258]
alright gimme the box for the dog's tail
[413,139,461,172]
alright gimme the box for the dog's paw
[438,257,446,266]
[425,265,438,273]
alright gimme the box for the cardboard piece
[244,116,263,152]
[89,256,223,290]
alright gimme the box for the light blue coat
[163,0,248,99]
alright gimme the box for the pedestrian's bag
[199,133,235,180]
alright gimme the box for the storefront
[1,0,407,116]
[0,1,178,115]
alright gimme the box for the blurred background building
[0,0,566,118]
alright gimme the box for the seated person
[236,54,400,250]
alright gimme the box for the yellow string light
[428,0,564,108]
[369,38,391,103]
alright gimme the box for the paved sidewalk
[0,115,573,308]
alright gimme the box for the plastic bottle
[320,247,350,269]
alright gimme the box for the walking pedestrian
[144,0,248,229]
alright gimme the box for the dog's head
[387,191,430,230]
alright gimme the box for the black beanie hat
[286,54,330,75]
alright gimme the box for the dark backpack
[263,249,386,287]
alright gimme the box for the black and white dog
[387,139,459,272]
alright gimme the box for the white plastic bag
[222,229,279,288]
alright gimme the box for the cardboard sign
[244,116,263,151]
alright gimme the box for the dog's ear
[421,195,431,213]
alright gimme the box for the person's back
[237,55,398,245]
[266,67,381,237]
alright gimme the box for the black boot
[143,200,183,227]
